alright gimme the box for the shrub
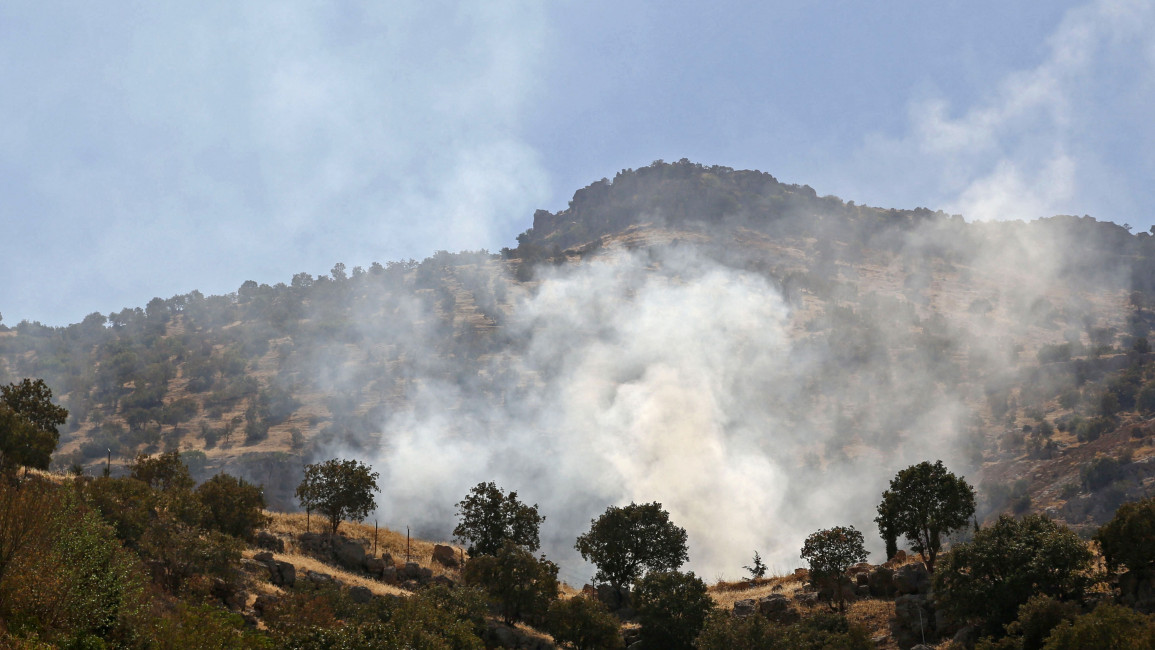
[633,570,713,650]
[128,452,194,492]
[1094,496,1155,573]
[1080,454,1127,492]
[462,541,559,626]
[1041,603,1155,649]
[196,473,270,540]
[694,609,872,649]
[934,515,1092,635]
[547,595,624,650]
[800,526,868,611]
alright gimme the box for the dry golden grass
[240,548,409,597]
[847,598,896,649]
[706,572,807,611]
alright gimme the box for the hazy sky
[3,0,1153,326]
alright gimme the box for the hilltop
[2,159,1155,576]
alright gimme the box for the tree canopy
[453,481,544,557]
[800,525,869,611]
[1094,496,1155,574]
[574,502,688,591]
[875,460,975,572]
[0,378,68,473]
[295,458,380,535]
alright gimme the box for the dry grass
[847,598,897,649]
[707,572,807,611]
[241,548,410,597]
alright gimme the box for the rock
[255,531,284,553]
[893,594,935,650]
[757,593,789,614]
[432,544,459,567]
[241,558,270,577]
[298,532,326,555]
[793,591,818,606]
[381,567,398,584]
[349,585,373,603]
[868,566,896,598]
[894,562,930,595]
[366,556,386,578]
[306,570,335,586]
[733,599,757,617]
[253,551,275,564]
[253,594,279,616]
[334,539,367,572]
[271,561,296,588]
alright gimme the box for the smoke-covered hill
[4,159,1155,584]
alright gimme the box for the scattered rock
[255,530,284,553]
[334,539,367,573]
[381,566,398,584]
[253,594,279,616]
[432,544,459,567]
[271,561,296,588]
[253,551,274,564]
[349,585,373,603]
[793,591,818,606]
[733,599,757,617]
[868,566,896,598]
[306,570,335,586]
[893,594,935,650]
[240,558,270,577]
[893,562,930,596]
[366,556,387,578]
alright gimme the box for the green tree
[633,570,714,650]
[197,473,270,540]
[547,595,624,650]
[1041,603,1155,650]
[295,458,380,536]
[875,460,975,572]
[743,551,767,581]
[934,514,1093,635]
[453,481,545,557]
[1095,496,1155,574]
[462,540,559,626]
[575,502,689,592]
[800,525,869,612]
[0,378,68,473]
[128,451,194,491]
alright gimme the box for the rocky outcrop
[893,562,930,595]
[432,544,460,567]
[893,594,936,650]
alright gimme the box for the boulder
[894,562,930,595]
[868,566,896,598]
[240,558,270,578]
[757,593,789,615]
[255,531,284,553]
[381,567,398,584]
[253,594,279,617]
[334,539,367,573]
[432,544,459,567]
[298,532,327,555]
[253,551,275,564]
[732,599,757,617]
[893,594,935,650]
[271,561,296,588]
[349,586,373,604]
[306,570,335,586]
[793,591,818,606]
[366,556,386,578]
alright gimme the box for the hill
[3,159,1155,582]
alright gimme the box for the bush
[196,473,270,540]
[547,595,624,650]
[800,526,868,611]
[695,610,872,650]
[1080,454,1127,492]
[934,515,1092,635]
[1041,603,1155,649]
[128,452,194,492]
[1095,496,1155,573]
[462,541,559,626]
[633,570,713,650]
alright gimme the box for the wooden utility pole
[373,520,378,555]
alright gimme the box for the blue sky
[2,0,1153,326]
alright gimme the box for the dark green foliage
[148,602,271,649]
[1137,381,1155,414]
[633,570,714,650]
[696,611,873,650]
[1040,603,1155,649]
[128,451,195,491]
[575,502,689,591]
[0,378,68,472]
[934,514,1093,634]
[546,595,624,650]
[800,525,869,611]
[875,460,975,572]
[979,595,1082,650]
[83,476,155,545]
[462,540,559,625]
[1095,496,1155,573]
[453,481,544,557]
[295,458,379,535]
[1080,454,1128,492]
[196,472,270,540]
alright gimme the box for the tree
[295,458,379,536]
[1094,496,1155,574]
[128,451,194,492]
[875,460,975,572]
[743,551,767,581]
[800,526,869,612]
[1040,603,1155,650]
[197,473,270,540]
[462,540,559,626]
[934,514,1092,635]
[575,502,689,592]
[547,595,624,650]
[0,378,68,473]
[453,482,545,557]
[633,570,713,650]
